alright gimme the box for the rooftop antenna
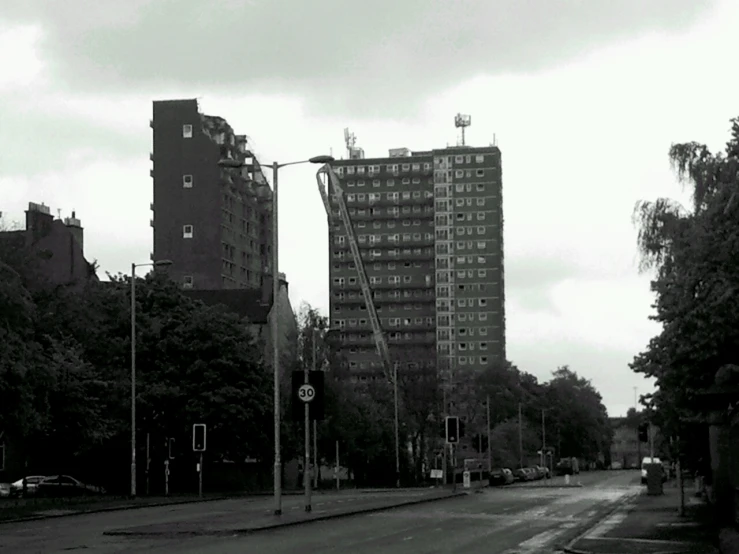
[454,113,471,146]
[344,128,356,158]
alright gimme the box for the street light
[218,153,334,516]
[130,259,172,498]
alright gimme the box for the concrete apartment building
[150,99,273,291]
[328,144,505,385]
[150,99,297,360]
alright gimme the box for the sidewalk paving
[102,488,467,537]
[566,479,719,554]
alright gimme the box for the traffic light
[445,416,460,444]
[638,423,648,443]
[192,424,206,452]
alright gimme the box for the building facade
[150,99,273,291]
[0,202,95,289]
[327,145,505,385]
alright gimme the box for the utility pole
[486,395,492,474]
[312,331,319,489]
[303,348,312,512]
[393,362,400,488]
[635,387,642,467]
[541,410,546,470]
[518,403,523,468]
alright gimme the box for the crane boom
[316,165,393,382]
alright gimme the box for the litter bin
[646,463,664,496]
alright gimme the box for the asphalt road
[0,471,641,554]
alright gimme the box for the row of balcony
[333,293,435,305]
[336,332,436,346]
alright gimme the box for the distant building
[609,417,640,469]
[150,98,273,291]
[150,98,298,369]
[0,201,97,289]
[328,145,505,386]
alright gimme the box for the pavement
[565,478,719,554]
[0,470,643,553]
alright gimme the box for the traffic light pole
[451,443,456,492]
[198,452,203,498]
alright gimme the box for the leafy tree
[631,116,739,441]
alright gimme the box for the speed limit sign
[298,384,316,402]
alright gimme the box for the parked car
[489,468,507,486]
[534,465,550,478]
[555,458,580,476]
[489,468,515,486]
[512,468,529,482]
[9,475,46,497]
[36,475,106,497]
[0,483,10,498]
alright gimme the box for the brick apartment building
[150,99,297,359]
[150,99,273,291]
[328,145,506,387]
[0,202,96,289]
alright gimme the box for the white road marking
[501,527,566,553]
[584,511,628,538]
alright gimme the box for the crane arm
[317,165,393,382]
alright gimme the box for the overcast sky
[2,0,737,417]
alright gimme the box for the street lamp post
[131,259,172,498]
[218,154,333,516]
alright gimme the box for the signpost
[299,381,314,513]
[192,424,206,498]
[164,437,174,496]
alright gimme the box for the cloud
[2,0,718,118]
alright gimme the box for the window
[183,224,194,238]
[479,299,488,307]
[455,170,464,178]
[476,198,485,206]
[476,169,485,177]
[183,275,194,289]
[373,179,381,187]
[183,174,193,188]
[477,212,486,221]
[183,124,193,138]
[477,241,486,249]
[475,154,485,163]
[478,269,487,278]
[480,356,488,365]
[387,179,395,186]
[346,166,355,174]
[476,183,485,192]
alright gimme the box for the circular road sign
[298,384,316,403]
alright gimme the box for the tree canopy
[631,116,739,440]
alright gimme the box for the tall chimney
[64,210,84,252]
